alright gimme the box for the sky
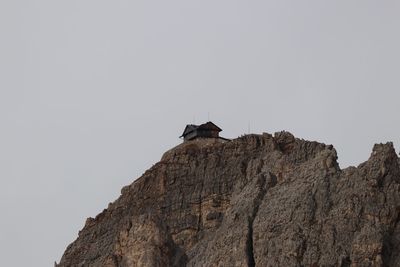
[1,1,400,266]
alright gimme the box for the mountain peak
[57,132,400,266]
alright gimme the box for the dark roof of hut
[180,121,222,138]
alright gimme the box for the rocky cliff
[57,132,400,267]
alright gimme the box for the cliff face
[57,132,400,267]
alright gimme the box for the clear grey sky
[1,1,399,266]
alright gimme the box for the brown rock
[57,133,400,267]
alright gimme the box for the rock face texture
[57,132,400,267]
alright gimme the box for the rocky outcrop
[57,132,400,267]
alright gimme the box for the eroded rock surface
[57,132,400,267]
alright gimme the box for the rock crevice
[245,173,274,267]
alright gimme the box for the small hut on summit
[180,121,223,142]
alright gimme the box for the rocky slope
[57,132,400,267]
